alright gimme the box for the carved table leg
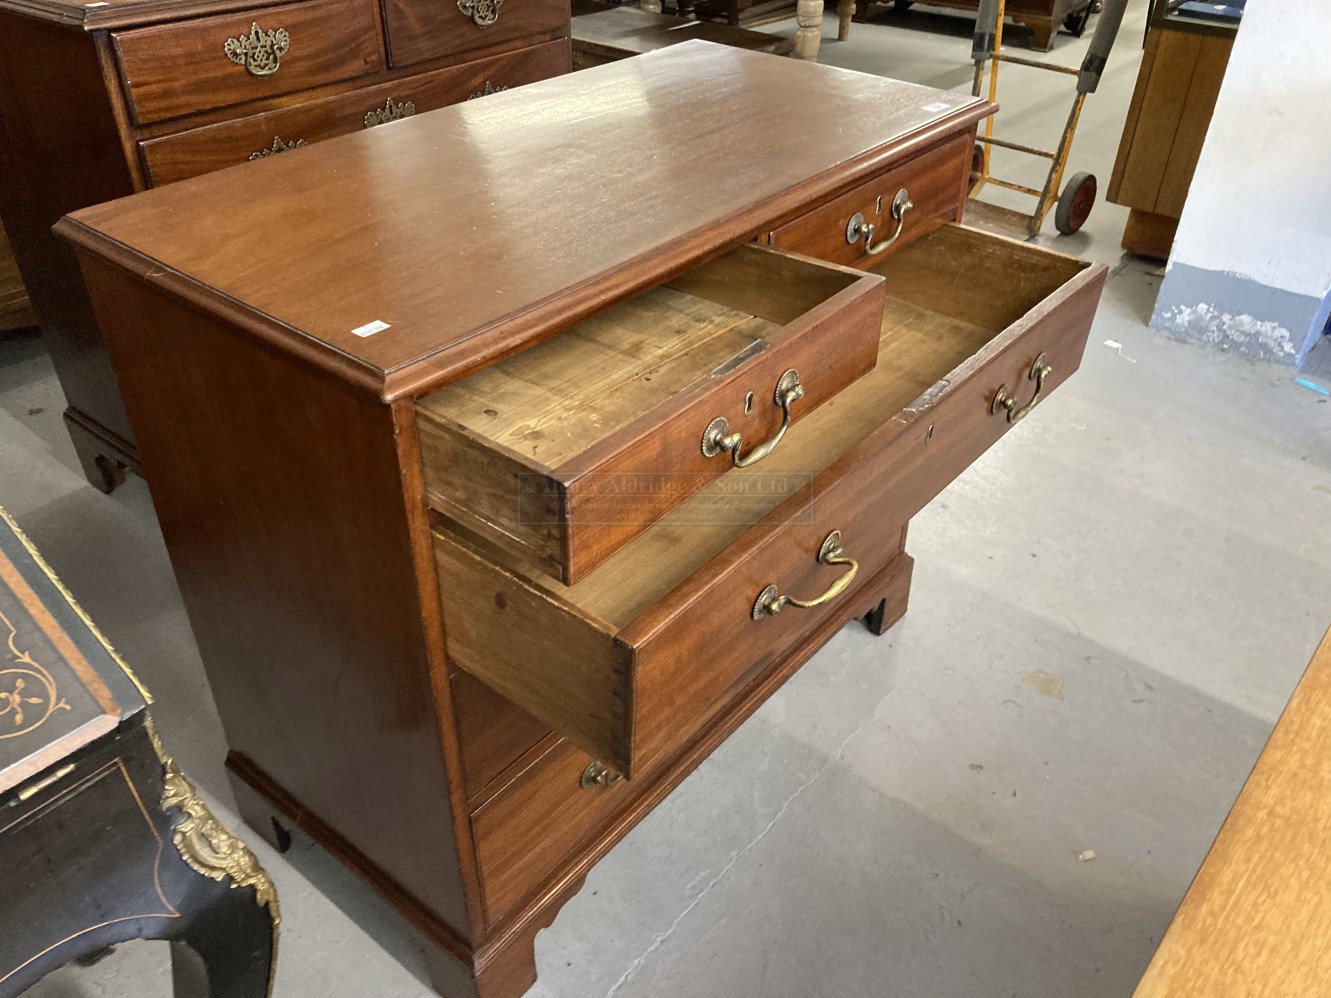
[0,722,278,998]
[793,0,823,60]
[169,885,277,998]
[836,0,853,40]
[159,746,280,998]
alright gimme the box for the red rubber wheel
[1055,171,1096,234]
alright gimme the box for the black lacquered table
[0,505,279,997]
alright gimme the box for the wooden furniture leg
[1027,16,1055,50]
[793,0,823,59]
[863,548,914,635]
[836,0,853,40]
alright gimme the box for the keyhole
[744,391,754,415]
[876,195,884,214]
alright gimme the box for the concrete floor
[5,1,1331,995]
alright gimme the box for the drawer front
[471,738,640,924]
[383,0,570,68]
[768,132,971,268]
[418,246,883,586]
[140,40,570,186]
[114,0,384,127]
[434,224,1107,780]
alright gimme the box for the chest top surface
[1,0,297,29]
[61,42,990,398]
[0,507,146,795]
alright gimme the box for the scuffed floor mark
[1154,302,1297,360]
[1020,670,1065,700]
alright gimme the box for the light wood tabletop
[1135,624,1331,996]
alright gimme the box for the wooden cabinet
[1107,1,1235,259]
[0,221,34,333]
[0,0,570,494]
[56,43,1106,998]
[852,0,1094,52]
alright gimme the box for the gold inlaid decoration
[458,0,503,28]
[224,22,291,78]
[363,97,416,129]
[467,80,509,100]
[0,606,70,739]
[249,136,308,161]
[155,739,280,924]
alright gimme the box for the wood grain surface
[1134,626,1331,997]
[769,132,971,268]
[382,0,569,68]
[432,225,1103,775]
[74,252,476,940]
[571,6,790,64]
[112,0,384,126]
[140,39,569,186]
[59,42,991,399]
[418,245,883,583]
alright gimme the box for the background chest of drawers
[55,44,1106,998]
[0,0,570,492]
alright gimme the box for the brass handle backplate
[458,0,504,26]
[224,21,290,78]
[701,369,804,469]
[991,353,1052,423]
[364,97,416,128]
[753,530,859,620]
[845,188,913,256]
[580,760,623,789]
[249,135,307,161]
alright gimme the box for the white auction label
[352,320,391,338]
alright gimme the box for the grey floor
[5,1,1331,995]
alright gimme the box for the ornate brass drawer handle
[249,135,307,161]
[845,188,913,256]
[364,98,416,129]
[458,0,503,26]
[701,369,804,469]
[224,22,290,78]
[752,530,859,621]
[991,352,1052,424]
[580,760,623,789]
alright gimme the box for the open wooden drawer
[417,245,885,585]
[432,224,1108,777]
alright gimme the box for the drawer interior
[438,223,1087,629]
[436,223,1100,773]
[418,246,866,471]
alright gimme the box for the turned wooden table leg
[836,0,853,40]
[793,0,823,60]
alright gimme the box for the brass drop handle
[580,760,623,789]
[845,189,914,256]
[991,353,1052,424]
[701,369,804,469]
[752,531,859,621]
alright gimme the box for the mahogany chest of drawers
[55,43,1106,997]
[0,0,570,493]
